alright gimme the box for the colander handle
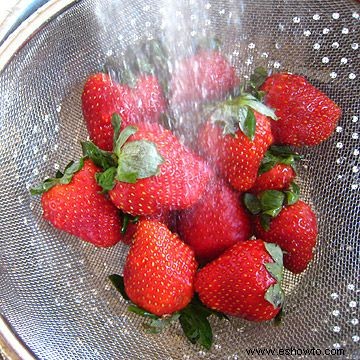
[0,314,37,360]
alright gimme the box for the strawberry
[81,73,140,151]
[121,211,173,245]
[31,159,122,247]
[123,220,198,316]
[250,145,299,193]
[253,200,318,274]
[96,121,211,216]
[260,73,341,146]
[195,240,284,321]
[170,50,239,107]
[198,106,274,191]
[133,75,166,121]
[81,73,166,151]
[177,179,251,263]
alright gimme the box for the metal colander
[0,0,359,359]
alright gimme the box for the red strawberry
[261,73,341,146]
[82,73,140,151]
[122,211,173,245]
[195,240,284,321]
[133,75,166,121]
[251,164,295,193]
[254,200,318,274]
[170,50,239,106]
[198,111,273,191]
[32,159,122,247]
[82,73,166,151]
[107,122,211,216]
[123,220,198,316]
[177,179,251,263]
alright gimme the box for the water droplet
[333,326,341,333]
[332,310,340,316]
[278,23,285,31]
[348,284,356,290]
[219,9,225,15]
[322,57,330,64]
[332,42,339,49]
[245,58,253,65]
[352,133,359,139]
[336,142,343,149]
[349,73,357,80]
[351,184,358,190]
[353,116,358,122]
[33,146,39,154]
[293,16,300,23]
[313,43,321,50]
[351,318,359,325]
[333,343,341,349]
[54,163,60,170]
[353,12,359,19]
[248,43,255,49]
[313,14,320,21]
[56,104,62,112]
[354,149,359,156]
[342,27,349,34]
[353,335,359,342]
[54,124,59,132]
[352,43,359,50]
[330,72,337,79]
[261,52,269,58]
[336,126,343,132]
[341,57,348,64]
[332,13,340,20]
[331,292,339,299]
[349,301,357,307]
[304,30,311,36]
[323,28,330,34]
[44,114,50,122]
[274,61,281,69]
[32,168,39,176]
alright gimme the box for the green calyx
[30,158,85,195]
[121,213,139,235]
[243,183,300,231]
[108,275,228,350]
[209,67,277,141]
[264,243,285,310]
[83,113,164,191]
[259,145,302,175]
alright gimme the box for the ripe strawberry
[260,73,341,146]
[82,73,140,151]
[82,73,166,151]
[133,75,166,121]
[254,200,318,274]
[198,111,273,191]
[170,50,239,106]
[177,179,251,263]
[251,164,295,193]
[195,240,284,321]
[106,122,211,216]
[123,220,198,316]
[121,211,173,245]
[31,159,122,247]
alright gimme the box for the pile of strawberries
[31,41,341,349]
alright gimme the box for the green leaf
[260,213,271,231]
[264,243,284,266]
[264,283,285,309]
[258,190,285,213]
[284,182,300,206]
[210,105,240,136]
[121,213,139,234]
[116,140,164,183]
[262,207,282,218]
[114,126,138,157]
[30,158,84,195]
[250,67,268,90]
[95,167,117,192]
[273,307,284,326]
[179,305,213,350]
[238,106,256,141]
[112,113,122,148]
[144,313,181,334]
[265,263,284,282]
[108,274,130,301]
[128,304,159,320]
[243,193,261,215]
[81,141,117,170]
[238,93,278,121]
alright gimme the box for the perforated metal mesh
[0,0,359,359]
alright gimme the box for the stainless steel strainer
[0,0,359,359]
